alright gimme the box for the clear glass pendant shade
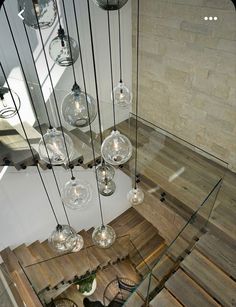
[96,163,115,183]
[18,0,56,29]
[93,0,128,10]
[101,130,132,165]
[62,83,97,128]
[49,28,79,66]
[92,225,116,248]
[0,87,21,119]
[62,178,91,210]
[113,82,132,107]
[49,224,78,253]
[38,128,74,165]
[127,188,144,205]
[72,234,84,252]
[99,180,116,196]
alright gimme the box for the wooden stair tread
[70,128,101,155]
[166,269,220,307]
[181,249,236,306]
[136,275,159,300]
[13,244,49,293]
[123,291,145,306]
[152,255,175,281]
[41,240,78,282]
[149,288,182,307]
[196,232,236,280]
[66,249,90,277]
[28,240,64,288]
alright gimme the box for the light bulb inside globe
[113,82,132,107]
[101,130,132,166]
[92,225,116,248]
[49,224,78,253]
[0,87,21,119]
[62,178,91,210]
[96,163,115,183]
[92,0,128,10]
[18,0,56,29]
[49,27,79,66]
[99,179,116,196]
[72,234,84,252]
[127,188,144,205]
[62,83,97,128]
[38,128,74,165]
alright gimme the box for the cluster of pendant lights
[1,0,143,254]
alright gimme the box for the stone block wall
[132,0,236,171]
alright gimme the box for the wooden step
[13,244,50,293]
[136,274,159,300]
[166,269,220,307]
[28,241,64,288]
[149,288,182,307]
[70,128,101,155]
[152,255,175,282]
[41,240,78,282]
[0,119,36,169]
[181,249,236,306]
[123,291,145,306]
[196,232,236,280]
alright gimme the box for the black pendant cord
[0,61,59,226]
[86,0,106,226]
[23,23,70,226]
[107,10,116,131]
[32,3,74,179]
[86,0,104,146]
[134,0,140,189]
[54,0,62,29]
[61,0,77,86]
[118,9,123,83]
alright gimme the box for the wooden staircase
[0,208,166,306]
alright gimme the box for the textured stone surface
[132,0,236,171]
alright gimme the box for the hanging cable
[107,9,116,131]
[86,0,106,226]
[134,0,140,189]
[86,0,104,146]
[32,2,74,179]
[0,60,59,226]
[54,0,62,29]
[118,9,123,83]
[23,23,70,226]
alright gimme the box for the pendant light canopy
[113,81,132,107]
[93,0,128,10]
[49,27,79,66]
[92,225,116,248]
[127,187,144,205]
[0,87,21,119]
[99,179,116,196]
[62,178,92,210]
[49,224,78,253]
[62,83,97,128]
[101,130,132,166]
[18,0,56,29]
[38,128,74,165]
[97,163,115,183]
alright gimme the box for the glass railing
[124,177,223,306]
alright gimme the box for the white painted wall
[0,166,131,250]
[0,0,132,132]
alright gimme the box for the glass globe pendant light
[97,162,115,183]
[62,83,97,128]
[0,87,21,119]
[49,224,78,253]
[101,130,132,166]
[113,81,132,107]
[61,177,92,210]
[38,127,74,165]
[127,187,144,205]
[92,225,116,248]
[18,0,56,29]
[93,0,128,10]
[49,27,79,67]
[72,233,84,252]
[99,179,116,196]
